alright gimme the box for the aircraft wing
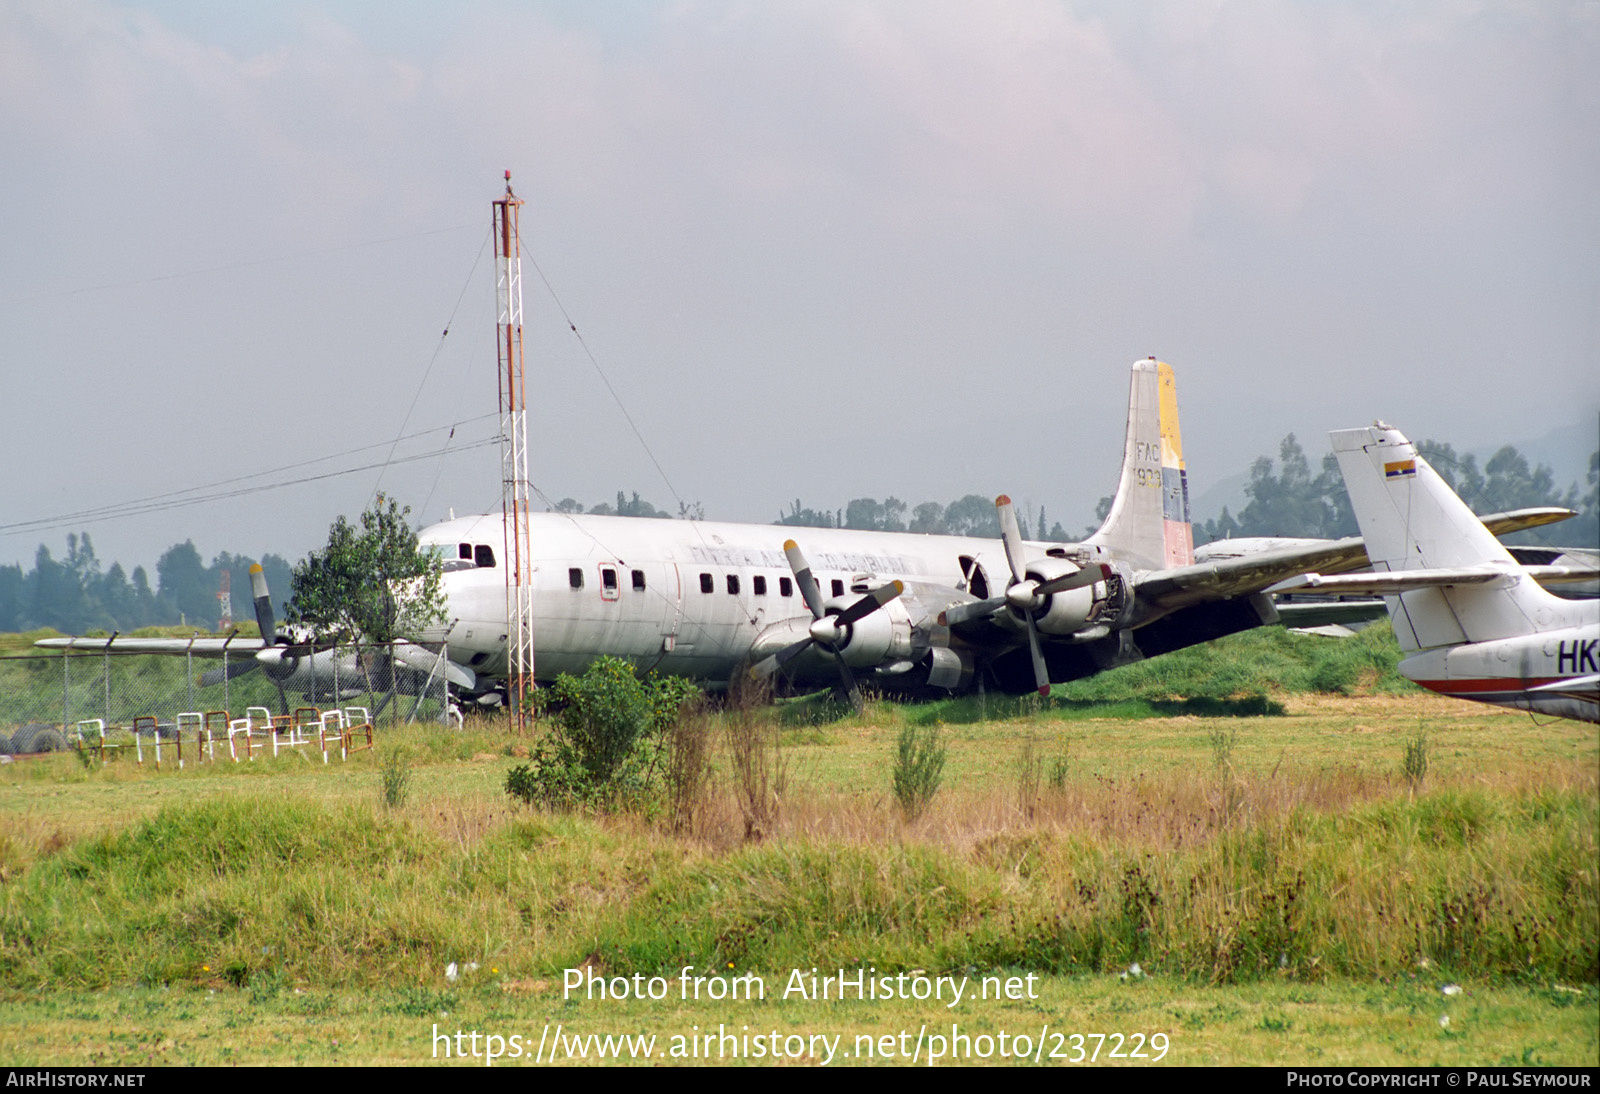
[1158,505,1579,618]
[32,636,266,657]
[1129,537,1371,615]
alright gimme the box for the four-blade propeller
[750,539,904,712]
[934,495,1112,696]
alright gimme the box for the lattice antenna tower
[494,171,535,729]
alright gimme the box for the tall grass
[3,747,1592,990]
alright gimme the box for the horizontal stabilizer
[1268,568,1514,596]
[1477,507,1577,537]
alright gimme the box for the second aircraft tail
[1330,423,1559,651]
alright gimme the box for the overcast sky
[3,0,1597,574]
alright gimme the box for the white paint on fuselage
[417,511,1051,686]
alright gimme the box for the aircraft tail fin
[1330,423,1557,650]
[1085,359,1194,570]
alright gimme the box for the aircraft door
[660,563,684,653]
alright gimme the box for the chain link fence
[0,643,456,754]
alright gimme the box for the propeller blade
[832,580,904,628]
[784,540,825,620]
[938,596,1006,627]
[249,563,277,647]
[1024,616,1050,697]
[1035,563,1114,598]
[996,494,1028,584]
[834,656,864,713]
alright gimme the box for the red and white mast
[494,172,534,728]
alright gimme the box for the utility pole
[494,171,534,731]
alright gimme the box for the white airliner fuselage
[415,512,1093,691]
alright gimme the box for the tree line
[1196,435,1598,546]
[0,533,292,636]
[561,434,1597,549]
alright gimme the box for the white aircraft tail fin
[1084,359,1194,570]
[1330,423,1559,651]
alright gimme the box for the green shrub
[505,657,698,810]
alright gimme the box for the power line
[2,420,500,538]
[523,246,691,519]
[372,225,494,506]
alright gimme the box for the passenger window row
[565,567,848,600]
[568,567,648,591]
[694,573,844,598]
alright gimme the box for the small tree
[286,494,447,643]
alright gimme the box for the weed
[893,722,946,822]
[248,966,286,1004]
[1209,727,1237,776]
[1403,730,1429,790]
[1016,734,1043,820]
[1047,745,1070,791]
[378,747,412,809]
[385,987,457,1018]
[666,699,715,837]
[726,677,786,842]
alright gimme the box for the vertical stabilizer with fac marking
[1330,424,1559,650]
[1085,359,1194,570]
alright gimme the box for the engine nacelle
[1016,559,1111,636]
[827,596,915,667]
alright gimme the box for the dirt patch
[1279,693,1488,719]
[500,978,551,996]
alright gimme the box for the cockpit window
[431,544,474,573]
[475,544,496,568]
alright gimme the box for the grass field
[0,628,1595,1067]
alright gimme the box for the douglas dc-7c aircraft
[1268,423,1599,724]
[39,361,1575,710]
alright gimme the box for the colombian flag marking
[1384,460,1416,478]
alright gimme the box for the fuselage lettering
[1557,639,1598,675]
